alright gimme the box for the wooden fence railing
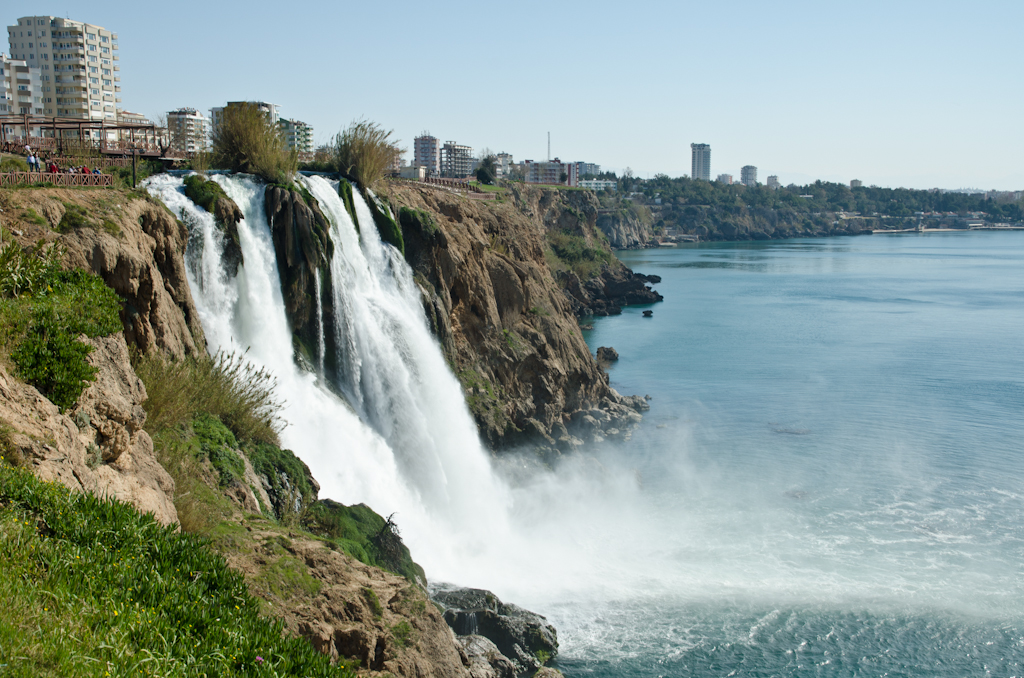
[0,171,113,187]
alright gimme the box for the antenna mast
[547,132,550,162]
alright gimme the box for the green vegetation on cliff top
[0,238,122,411]
[636,175,1024,222]
[0,463,353,677]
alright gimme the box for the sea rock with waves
[432,586,558,675]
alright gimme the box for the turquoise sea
[557,233,1024,677]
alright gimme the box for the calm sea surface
[554,233,1024,677]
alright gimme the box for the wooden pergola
[0,114,173,158]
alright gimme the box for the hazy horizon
[9,0,1021,190]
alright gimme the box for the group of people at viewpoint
[23,144,103,175]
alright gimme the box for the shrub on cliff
[212,102,297,184]
[0,240,122,411]
[329,119,402,190]
[0,463,352,677]
[135,351,283,447]
[183,173,229,213]
[546,231,614,280]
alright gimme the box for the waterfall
[145,173,512,582]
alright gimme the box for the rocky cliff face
[24,189,208,358]
[0,333,177,525]
[652,202,876,241]
[264,186,335,369]
[389,182,650,453]
[596,209,657,249]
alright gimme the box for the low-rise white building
[580,179,617,191]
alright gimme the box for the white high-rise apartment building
[279,118,313,155]
[414,134,441,176]
[1,54,42,116]
[167,107,211,154]
[691,143,711,181]
[7,15,120,121]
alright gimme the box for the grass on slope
[0,462,354,678]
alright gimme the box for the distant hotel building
[716,173,732,184]
[167,107,211,154]
[7,15,120,121]
[767,175,780,190]
[576,161,601,177]
[691,143,711,181]
[741,165,757,187]
[850,179,863,188]
[414,134,441,177]
[440,141,473,178]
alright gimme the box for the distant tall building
[440,141,473,178]
[850,179,863,188]
[414,133,441,176]
[691,143,711,181]
[741,165,757,186]
[279,118,314,155]
[167,107,211,154]
[576,161,600,177]
[767,175,780,190]
[524,158,577,186]
[716,173,732,184]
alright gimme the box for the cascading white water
[145,173,516,583]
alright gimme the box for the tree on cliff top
[330,119,403,190]
[212,102,297,183]
[476,154,498,185]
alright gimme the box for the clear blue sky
[18,0,1023,189]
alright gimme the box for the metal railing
[0,171,112,187]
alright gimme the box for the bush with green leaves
[0,463,353,677]
[0,241,122,411]
[302,500,424,583]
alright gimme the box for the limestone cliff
[386,182,652,452]
[596,209,657,249]
[0,333,177,525]
[32,188,205,357]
